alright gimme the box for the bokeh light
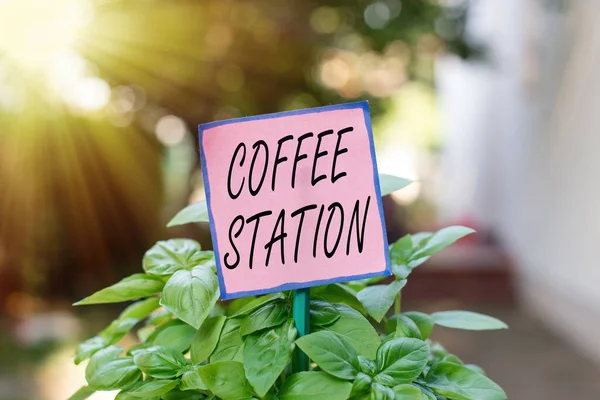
[310,6,341,34]
[155,115,188,146]
[364,1,391,30]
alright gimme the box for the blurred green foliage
[77,0,478,123]
[0,0,478,302]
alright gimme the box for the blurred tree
[0,0,478,307]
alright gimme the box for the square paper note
[199,101,390,299]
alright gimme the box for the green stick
[292,287,310,372]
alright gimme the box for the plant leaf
[311,284,366,314]
[442,354,463,365]
[295,330,359,380]
[67,386,96,400]
[85,346,122,381]
[114,391,140,400]
[127,343,152,357]
[432,311,508,331]
[425,362,506,400]
[180,366,208,391]
[375,338,429,384]
[358,356,377,376]
[160,266,220,329]
[429,342,449,365]
[144,239,212,276]
[402,312,434,339]
[162,389,205,400]
[373,373,396,387]
[411,226,474,260]
[318,304,380,359]
[120,297,162,320]
[198,361,255,400]
[407,232,435,269]
[86,344,121,361]
[350,372,372,398]
[345,280,368,293]
[392,384,428,399]
[127,380,180,398]
[389,235,412,257]
[278,371,352,400]
[132,346,187,379]
[411,384,437,400]
[240,302,288,336]
[145,319,182,343]
[390,234,431,274]
[391,263,412,280]
[75,336,107,365]
[393,315,422,339]
[370,383,395,400]
[167,202,209,227]
[85,347,141,391]
[153,321,197,353]
[357,280,407,323]
[388,227,475,280]
[74,274,164,305]
[389,235,413,279]
[86,357,141,391]
[225,297,257,315]
[244,320,297,397]
[148,308,173,325]
[190,316,226,364]
[379,174,412,196]
[310,299,340,327]
[210,318,244,362]
[465,364,486,376]
[99,318,139,345]
[230,292,286,317]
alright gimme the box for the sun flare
[0,0,92,69]
[0,0,112,111]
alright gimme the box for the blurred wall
[437,0,600,362]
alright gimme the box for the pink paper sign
[199,101,390,299]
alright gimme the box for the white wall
[438,0,600,361]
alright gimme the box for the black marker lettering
[311,129,333,186]
[246,210,273,269]
[224,215,244,269]
[291,203,317,263]
[264,209,287,266]
[332,127,352,183]
[346,196,370,255]
[324,202,344,258]
[292,133,313,188]
[249,140,269,196]
[312,204,325,258]
[272,135,293,191]
[227,143,246,199]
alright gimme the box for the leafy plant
[70,175,508,400]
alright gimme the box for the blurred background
[1,0,599,398]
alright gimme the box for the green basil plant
[69,175,508,400]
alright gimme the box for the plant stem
[292,288,310,373]
[394,292,402,315]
